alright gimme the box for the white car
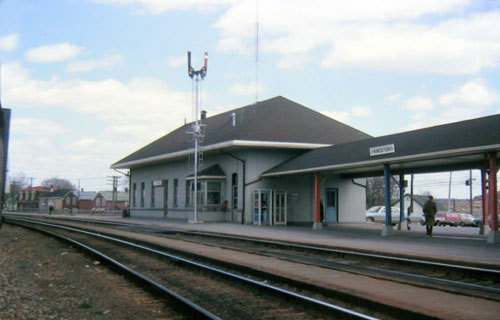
[408,213,425,225]
[365,206,402,224]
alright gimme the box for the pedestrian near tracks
[423,195,437,236]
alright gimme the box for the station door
[325,188,338,223]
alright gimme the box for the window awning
[186,164,226,181]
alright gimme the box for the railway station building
[112,96,499,241]
[112,96,371,225]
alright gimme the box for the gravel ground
[0,223,176,320]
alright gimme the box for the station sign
[369,144,395,157]
[153,180,163,186]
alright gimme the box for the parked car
[366,206,402,225]
[408,213,425,225]
[458,213,478,227]
[473,216,483,227]
[434,211,460,226]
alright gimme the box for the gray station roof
[112,96,371,169]
[263,113,500,178]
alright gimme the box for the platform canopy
[263,113,500,178]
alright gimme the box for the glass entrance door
[253,189,272,226]
[273,190,287,225]
[325,188,338,223]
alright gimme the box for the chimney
[231,112,236,127]
[201,110,207,120]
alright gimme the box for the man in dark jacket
[423,195,438,236]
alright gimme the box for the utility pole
[465,170,475,215]
[107,176,120,213]
[448,172,453,212]
[28,177,34,188]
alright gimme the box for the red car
[434,211,460,226]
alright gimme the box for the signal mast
[187,51,208,223]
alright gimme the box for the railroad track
[7,214,500,319]
[30,214,500,302]
[5,217,392,320]
[158,229,500,302]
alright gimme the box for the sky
[0,0,499,198]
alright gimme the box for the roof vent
[201,110,207,120]
[231,112,236,127]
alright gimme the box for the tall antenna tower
[187,51,208,223]
[254,0,259,104]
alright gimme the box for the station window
[132,183,137,207]
[185,181,190,207]
[151,182,155,208]
[186,180,224,206]
[141,182,145,207]
[173,179,178,207]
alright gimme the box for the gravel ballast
[0,224,175,320]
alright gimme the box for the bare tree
[42,177,76,190]
[366,176,400,209]
[9,173,28,190]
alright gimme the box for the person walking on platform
[423,195,437,236]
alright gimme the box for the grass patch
[79,300,93,309]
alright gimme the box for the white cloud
[70,138,99,149]
[277,54,312,70]
[322,110,351,123]
[10,118,67,155]
[12,118,67,136]
[167,55,187,68]
[321,105,372,123]
[66,54,123,72]
[321,13,500,75]
[3,62,193,186]
[92,0,232,14]
[387,93,402,103]
[229,81,263,97]
[402,97,435,111]
[214,1,499,75]
[438,78,499,108]
[351,105,372,117]
[0,34,19,51]
[25,43,84,63]
[402,79,499,130]
[92,1,500,75]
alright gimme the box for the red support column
[314,173,321,223]
[489,152,498,231]
[481,169,489,233]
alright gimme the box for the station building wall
[262,174,366,224]
[128,148,304,223]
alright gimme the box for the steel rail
[20,214,498,275]
[6,217,377,320]
[6,218,220,320]
[10,215,499,288]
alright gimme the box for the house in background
[77,191,97,212]
[17,186,51,212]
[94,191,129,212]
[392,194,446,215]
[112,96,370,225]
[39,189,78,213]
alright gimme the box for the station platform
[6,212,500,268]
